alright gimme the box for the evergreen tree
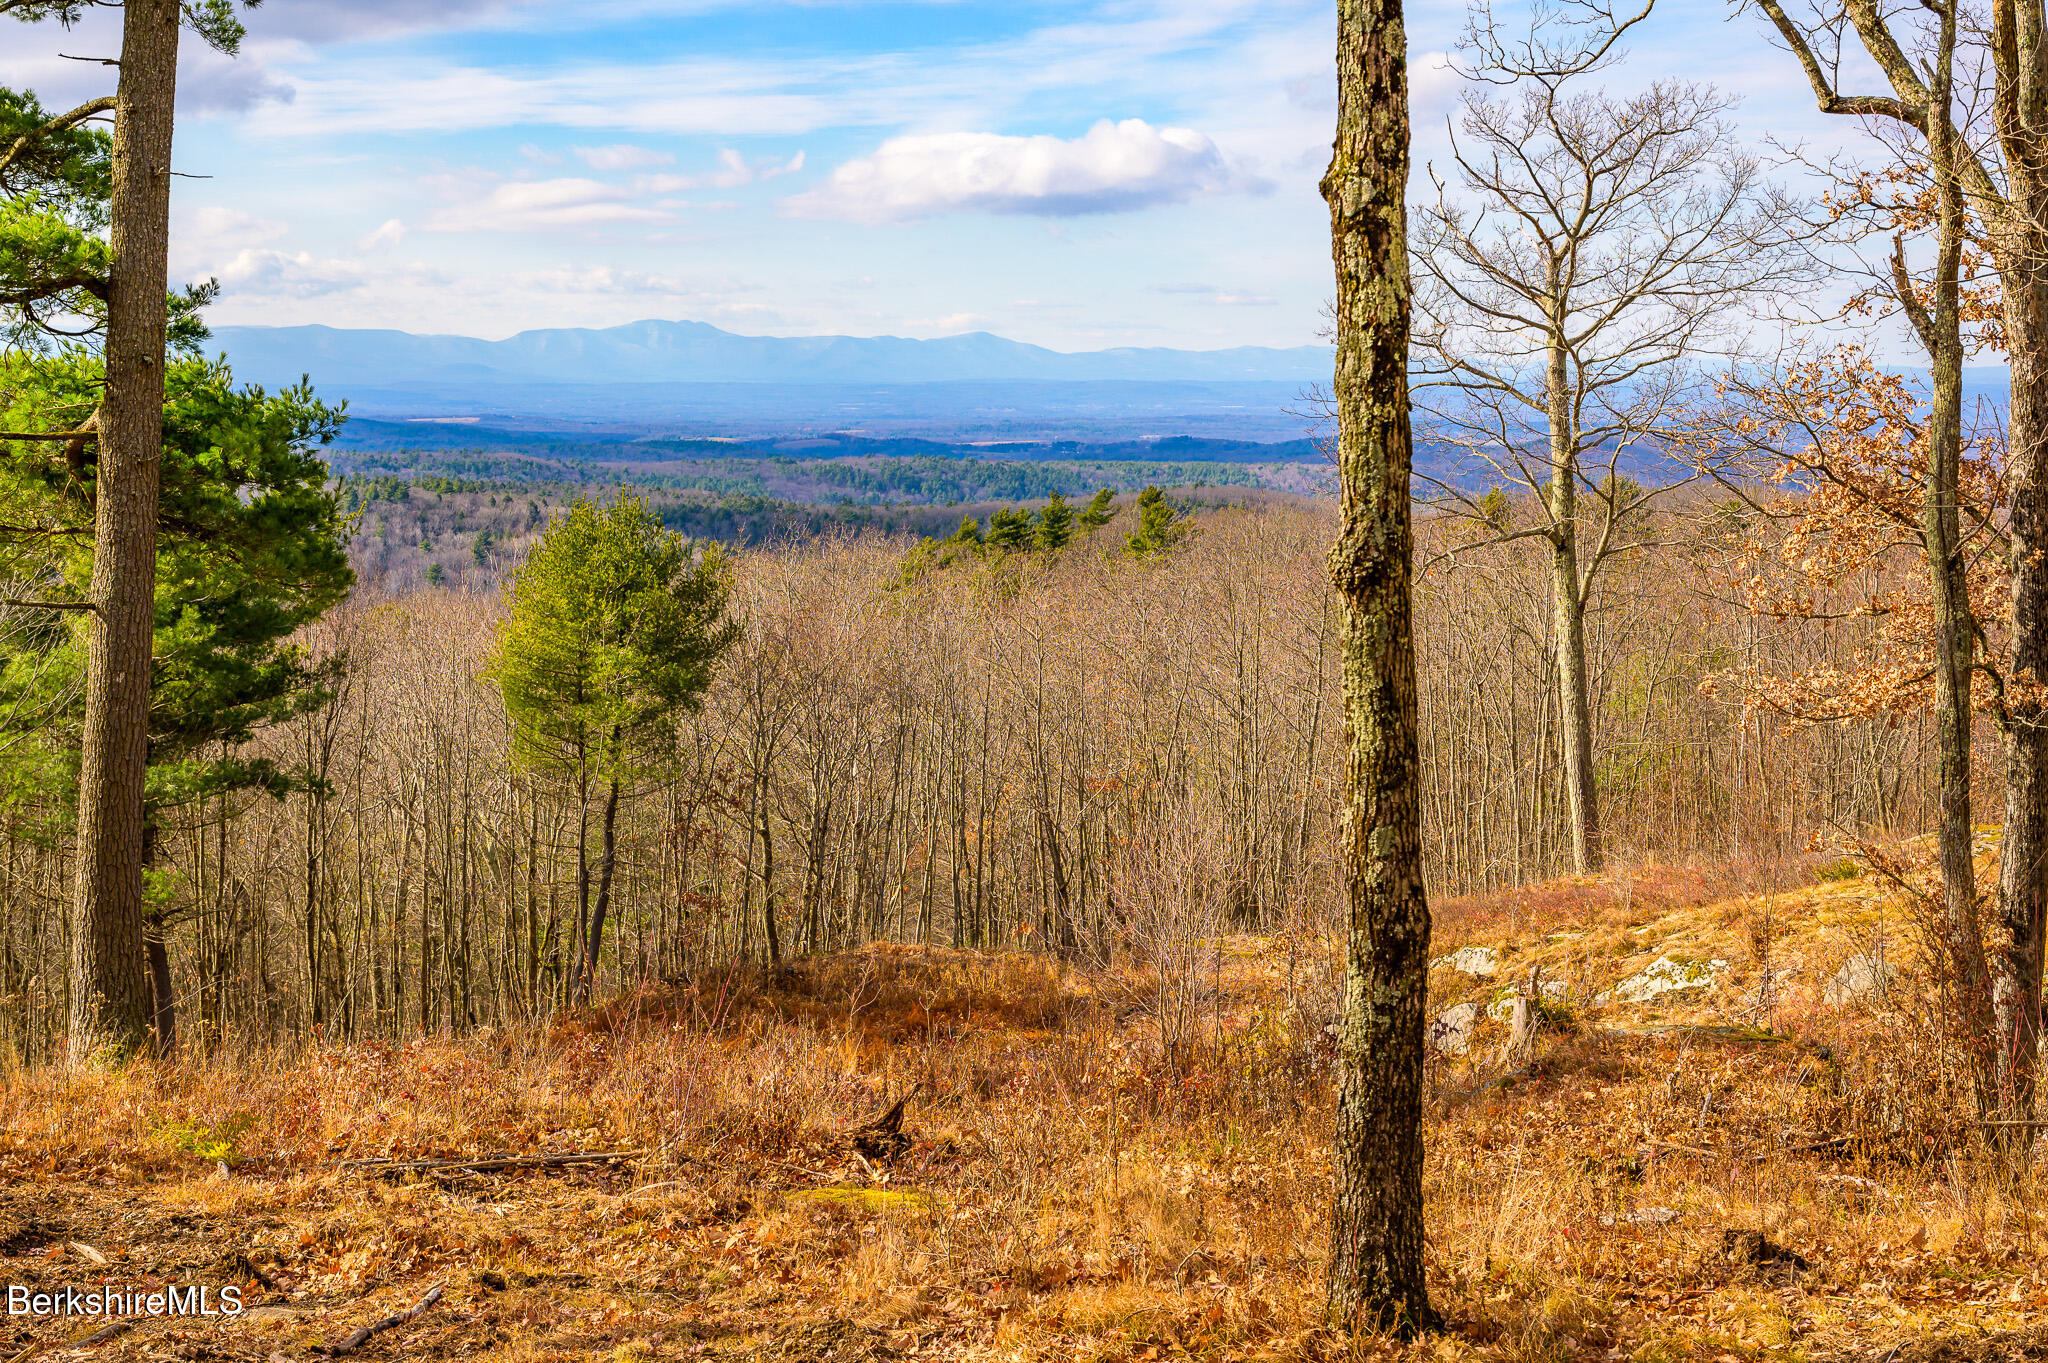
[987,507,1034,551]
[945,515,984,548]
[1478,485,1512,534]
[0,353,354,1052]
[493,498,739,1007]
[1035,492,1075,550]
[1078,487,1116,530]
[3,0,264,1061]
[1125,486,1187,556]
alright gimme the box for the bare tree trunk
[574,774,621,1007]
[572,744,589,1006]
[1547,330,1602,874]
[1999,296,2048,1121]
[1899,11,1996,1106]
[68,0,180,1063]
[759,803,782,966]
[1323,0,1438,1336]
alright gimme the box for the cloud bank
[784,118,1257,222]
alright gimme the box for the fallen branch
[339,1150,645,1175]
[1749,1135,1851,1162]
[71,1321,131,1349]
[1644,1138,1732,1162]
[2,1319,132,1363]
[316,1284,442,1357]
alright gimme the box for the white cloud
[630,149,807,193]
[172,205,289,283]
[182,205,290,247]
[358,218,409,250]
[212,249,369,299]
[783,119,1258,222]
[574,144,675,171]
[425,177,673,232]
[707,147,805,186]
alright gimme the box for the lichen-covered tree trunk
[1997,272,2048,1121]
[1989,0,2048,1134]
[1321,0,1438,1336]
[68,0,180,1062]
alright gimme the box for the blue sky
[0,1,1865,350]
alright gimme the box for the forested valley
[0,482,1955,1059]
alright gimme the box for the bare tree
[1413,0,1804,873]
[1323,0,1439,1338]
[1748,0,2048,1131]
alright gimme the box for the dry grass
[0,857,2044,1362]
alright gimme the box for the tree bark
[67,0,179,1063]
[140,810,176,1057]
[1997,290,2048,1122]
[575,774,621,1007]
[1546,325,1602,874]
[759,805,782,967]
[1322,0,1438,1337]
[1994,21,2048,1121]
[1903,9,1997,1106]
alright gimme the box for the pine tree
[493,498,739,1007]
[1,0,263,1059]
[0,353,354,1053]
[1478,486,1512,533]
[1125,486,1186,556]
[987,507,1034,552]
[1077,487,1116,530]
[1035,493,1075,550]
[945,515,984,548]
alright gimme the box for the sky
[0,0,1871,351]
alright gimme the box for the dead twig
[339,1150,644,1175]
[315,1284,442,1357]
[3,1319,133,1363]
[71,1321,131,1348]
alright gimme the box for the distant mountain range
[211,319,1334,389]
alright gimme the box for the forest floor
[3,844,2048,1362]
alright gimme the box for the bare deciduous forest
[0,497,1948,1060]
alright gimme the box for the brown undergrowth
[0,860,2043,1362]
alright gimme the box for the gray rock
[1430,1002,1481,1056]
[1432,945,1498,977]
[1823,952,1894,1005]
[1613,955,1728,1004]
